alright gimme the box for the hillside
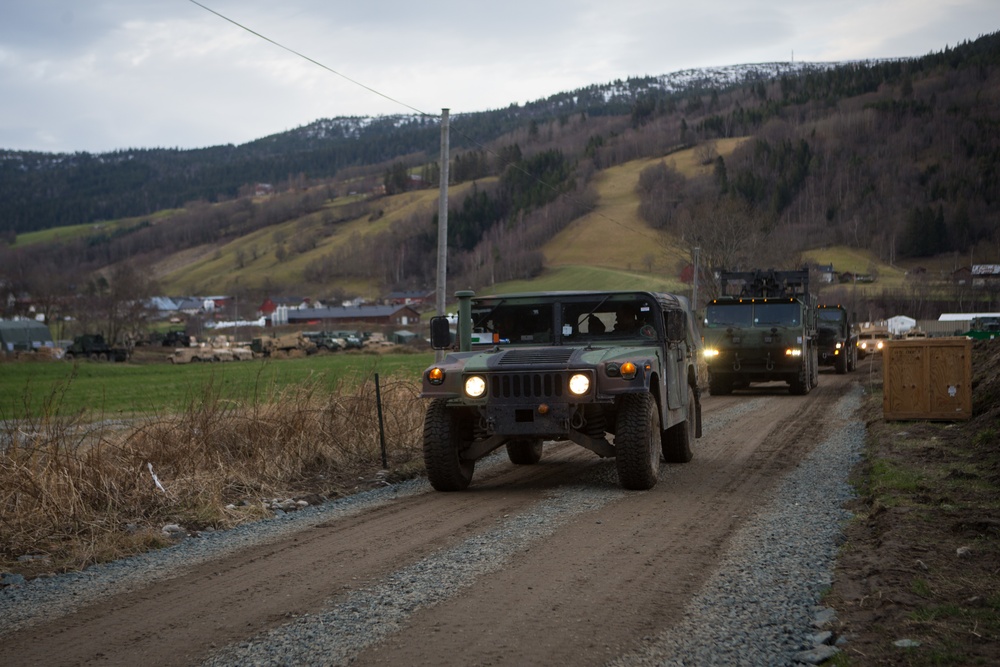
[3,31,1000,332]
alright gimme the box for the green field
[0,352,435,419]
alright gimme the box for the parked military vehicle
[963,316,1000,340]
[815,304,858,374]
[63,334,130,362]
[702,268,818,395]
[421,290,702,491]
[250,332,317,357]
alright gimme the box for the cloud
[0,0,995,152]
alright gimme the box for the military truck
[421,290,702,492]
[702,268,818,395]
[250,332,317,357]
[815,304,858,374]
[63,334,130,362]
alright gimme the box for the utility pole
[692,246,700,318]
[435,109,450,362]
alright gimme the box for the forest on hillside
[2,30,1000,333]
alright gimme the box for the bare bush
[0,371,424,574]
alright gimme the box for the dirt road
[4,372,858,667]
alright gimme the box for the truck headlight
[785,348,802,357]
[568,373,590,395]
[835,342,842,349]
[703,348,720,358]
[464,375,486,398]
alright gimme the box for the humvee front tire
[662,386,695,463]
[615,393,661,490]
[506,438,543,465]
[423,399,475,491]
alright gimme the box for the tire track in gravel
[346,377,851,667]
[3,375,855,667]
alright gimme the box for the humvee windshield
[471,300,555,345]
[468,294,660,344]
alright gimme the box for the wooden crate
[882,337,972,420]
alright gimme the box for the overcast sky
[1,0,996,154]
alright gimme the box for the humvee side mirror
[666,310,686,342]
[429,316,453,350]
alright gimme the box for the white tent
[887,315,917,335]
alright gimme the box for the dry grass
[0,370,425,576]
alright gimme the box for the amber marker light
[620,361,638,379]
[427,368,445,385]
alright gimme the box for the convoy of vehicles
[701,269,818,395]
[421,290,702,491]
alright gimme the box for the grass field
[0,351,435,419]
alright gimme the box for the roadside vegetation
[827,342,1000,665]
[0,352,431,577]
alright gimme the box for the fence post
[374,373,388,468]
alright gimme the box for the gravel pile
[2,388,863,666]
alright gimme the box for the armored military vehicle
[421,290,702,491]
[702,268,818,395]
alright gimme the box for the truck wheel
[708,373,732,396]
[98,352,109,362]
[662,386,695,463]
[790,357,814,394]
[506,438,543,465]
[835,350,848,374]
[615,393,661,490]
[89,353,99,362]
[423,399,475,491]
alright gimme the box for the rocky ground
[826,341,1000,665]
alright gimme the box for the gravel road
[2,374,863,667]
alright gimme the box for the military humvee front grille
[490,373,565,399]
[497,349,574,365]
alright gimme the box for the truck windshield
[754,303,801,326]
[817,309,845,325]
[705,303,752,328]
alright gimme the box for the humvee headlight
[427,367,445,385]
[620,361,638,380]
[835,342,842,350]
[876,340,884,350]
[785,348,802,357]
[703,348,720,358]
[568,373,591,395]
[464,375,487,398]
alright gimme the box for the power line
[187,0,434,119]
[188,1,673,254]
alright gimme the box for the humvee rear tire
[662,386,695,463]
[506,438,543,465]
[423,399,475,491]
[615,393,661,490]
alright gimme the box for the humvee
[421,290,702,491]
